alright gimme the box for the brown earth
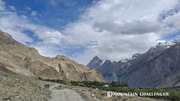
[0,71,165,101]
[0,30,105,82]
[0,71,51,101]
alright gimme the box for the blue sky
[0,0,180,64]
[4,0,93,30]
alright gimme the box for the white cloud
[0,0,5,11]
[31,11,41,17]
[63,0,180,64]
[0,0,65,57]
[9,6,16,11]
[0,11,33,43]
[35,30,65,45]
[30,42,65,57]
[0,0,180,65]
[73,33,160,64]
[26,6,32,11]
[31,11,37,16]
[162,11,180,34]
[0,11,65,56]
[94,20,162,34]
[48,0,77,6]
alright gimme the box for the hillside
[0,70,166,101]
[120,42,180,88]
[0,30,105,82]
[0,70,51,101]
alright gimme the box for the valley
[0,30,180,101]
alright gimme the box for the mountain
[98,60,113,75]
[87,56,103,69]
[120,42,180,88]
[0,30,105,82]
[87,56,116,81]
[87,42,180,88]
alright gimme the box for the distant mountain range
[87,41,180,88]
[0,30,105,82]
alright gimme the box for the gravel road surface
[50,84,84,101]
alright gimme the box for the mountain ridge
[87,41,180,88]
[0,30,105,82]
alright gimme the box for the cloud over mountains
[0,0,180,64]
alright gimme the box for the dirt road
[49,84,84,101]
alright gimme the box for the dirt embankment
[0,71,51,101]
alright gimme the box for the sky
[0,0,180,65]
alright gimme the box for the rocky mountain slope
[0,70,51,101]
[121,42,180,88]
[87,56,103,69]
[87,42,180,88]
[87,56,117,81]
[0,30,105,82]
